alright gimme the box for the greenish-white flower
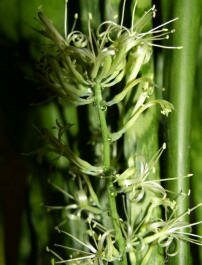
[37,2,180,107]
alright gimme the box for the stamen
[88,13,95,57]
[46,246,63,261]
[144,30,172,41]
[146,17,179,35]
[122,194,128,220]
[174,203,202,223]
[70,13,78,34]
[55,254,95,263]
[152,5,157,18]
[54,244,92,255]
[176,220,202,231]
[90,219,107,233]
[175,231,202,240]
[120,0,127,29]
[64,0,68,38]
[134,5,156,32]
[149,43,183,49]
[49,181,74,199]
[131,0,137,33]
[88,222,99,248]
[137,28,169,39]
[55,227,97,253]
[155,173,192,183]
[146,143,166,179]
[97,21,115,48]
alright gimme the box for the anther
[88,12,93,20]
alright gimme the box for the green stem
[94,83,110,168]
[191,23,202,264]
[94,83,127,265]
[164,0,201,264]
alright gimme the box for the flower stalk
[94,81,127,264]
[34,1,202,264]
[94,83,110,169]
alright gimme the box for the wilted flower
[40,128,103,176]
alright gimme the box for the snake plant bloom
[47,225,121,265]
[142,203,202,255]
[36,2,197,265]
[114,144,167,201]
[46,178,102,220]
[120,199,202,264]
[121,197,175,264]
[36,2,180,107]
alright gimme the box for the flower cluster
[36,1,201,265]
[46,148,202,265]
[37,3,177,108]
